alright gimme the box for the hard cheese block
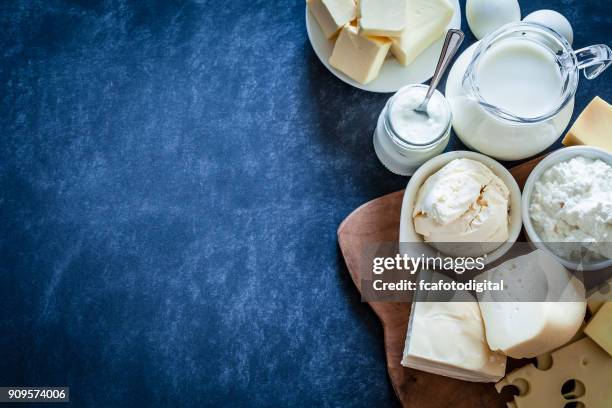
[585,302,612,356]
[390,0,454,66]
[308,0,357,39]
[497,337,612,408]
[359,0,407,36]
[402,299,507,382]
[478,250,587,359]
[562,96,612,151]
[329,25,391,84]
[587,279,612,314]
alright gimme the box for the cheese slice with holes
[308,0,357,39]
[390,0,454,66]
[496,337,612,408]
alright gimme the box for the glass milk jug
[445,22,611,161]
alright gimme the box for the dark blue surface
[0,0,610,406]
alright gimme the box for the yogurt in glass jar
[374,84,452,176]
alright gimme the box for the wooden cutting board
[337,156,544,408]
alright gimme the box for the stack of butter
[307,0,454,84]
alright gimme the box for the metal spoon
[415,29,465,115]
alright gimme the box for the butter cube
[584,302,612,356]
[391,0,454,66]
[307,0,357,39]
[329,25,391,84]
[359,0,407,37]
[563,96,612,152]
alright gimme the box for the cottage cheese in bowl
[524,148,612,267]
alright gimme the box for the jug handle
[574,44,612,80]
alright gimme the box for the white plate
[305,0,462,93]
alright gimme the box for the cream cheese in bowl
[522,147,612,269]
[400,151,522,261]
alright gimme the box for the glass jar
[446,22,612,161]
[373,84,452,176]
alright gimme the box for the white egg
[467,0,521,40]
[524,10,574,45]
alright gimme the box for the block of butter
[391,0,454,66]
[307,0,357,39]
[359,0,407,37]
[478,250,587,359]
[585,302,612,356]
[562,96,612,152]
[329,25,391,84]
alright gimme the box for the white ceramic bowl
[399,151,522,263]
[522,146,612,270]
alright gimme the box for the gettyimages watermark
[359,242,612,303]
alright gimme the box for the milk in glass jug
[445,22,611,160]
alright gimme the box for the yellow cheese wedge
[496,337,612,407]
[562,96,612,152]
[329,25,391,84]
[307,0,357,39]
[587,279,611,314]
[359,0,407,37]
[585,302,612,356]
[390,0,454,66]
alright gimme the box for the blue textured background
[0,0,610,406]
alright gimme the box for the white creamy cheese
[413,158,510,243]
[478,250,587,359]
[403,293,507,382]
[529,156,612,260]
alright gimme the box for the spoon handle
[423,29,465,106]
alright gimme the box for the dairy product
[307,0,357,39]
[387,85,451,144]
[563,96,612,152]
[478,250,587,359]
[496,337,612,407]
[476,39,564,118]
[390,0,454,66]
[413,158,510,243]
[445,24,574,160]
[587,279,612,314]
[524,9,573,45]
[466,0,521,40]
[329,25,391,84]
[584,302,612,356]
[359,0,407,37]
[529,156,612,260]
[402,299,507,382]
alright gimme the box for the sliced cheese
[402,275,506,383]
[359,0,407,37]
[562,96,612,152]
[478,250,587,359]
[584,302,612,356]
[307,0,357,39]
[329,25,391,84]
[587,278,612,314]
[390,0,454,66]
[496,337,612,408]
